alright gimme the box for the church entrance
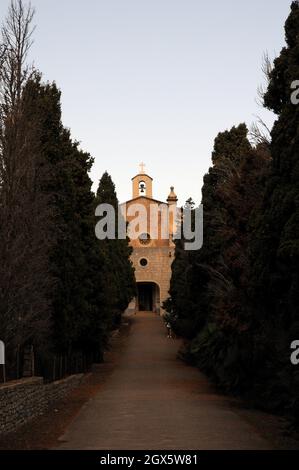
[137,282,160,313]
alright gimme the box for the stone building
[122,164,178,315]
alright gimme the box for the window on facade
[139,258,148,267]
[139,233,151,245]
[139,180,146,195]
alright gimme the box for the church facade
[122,165,178,315]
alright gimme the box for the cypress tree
[248,1,299,417]
[167,125,270,393]
[167,125,253,338]
[22,77,111,366]
[95,172,136,328]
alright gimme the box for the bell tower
[132,163,153,199]
[123,165,179,316]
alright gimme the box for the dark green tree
[248,1,299,418]
[166,124,271,394]
[22,76,112,366]
[0,3,55,378]
[167,125,253,339]
[95,172,136,327]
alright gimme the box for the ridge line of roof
[120,195,168,205]
[131,173,153,181]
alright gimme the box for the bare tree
[0,0,35,108]
[0,0,35,201]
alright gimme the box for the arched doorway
[137,282,160,314]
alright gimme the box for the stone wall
[0,374,84,435]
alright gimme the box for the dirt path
[57,312,272,450]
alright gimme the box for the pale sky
[0,0,292,205]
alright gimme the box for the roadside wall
[0,374,84,435]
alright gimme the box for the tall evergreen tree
[95,172,136,327]
[167,125,271,394]
[21,76,113,367]
[0,2,54,377]
[248,1,299,418]
[167,125,253,338]
[0,1,135,380]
